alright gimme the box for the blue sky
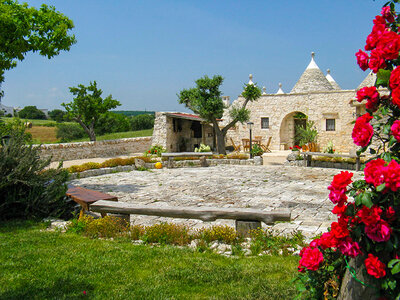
[2,0,384,112]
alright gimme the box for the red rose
[392,87,400,108]
[390,67,400,91]
[357,205,382,226]
[385,160,400,192]
[352,114,374,147]
[356,86,380,111]
[318,231,338,249]
[381,6,395,23]
[298,247,324,271]
[374,15,387,26]
[328,186,347,205]
[368,49,387,73]
[391,120,400,142]
[331,171,354,189]
[365,219,392,242]
[330,221,349,239]
[385,206,396,223]
[338,237,362,258]
[365,254,386,278]
[332,204,347,216]
[356,50,370,71]
[364,158,386,187]
[365,23,386,51]
[376,30,400,60]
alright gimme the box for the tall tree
[62,81,120,141]
[178,75,261,154]
[0,0,76,90]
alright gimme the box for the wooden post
[235,220,261,238]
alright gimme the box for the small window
[261,117,269,129]
[326,119,336,131]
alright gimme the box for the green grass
[0,221,299,299]
[69,129,153,142]
[1,117,75,127]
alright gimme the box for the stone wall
[40,137,152,162]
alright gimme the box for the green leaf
[382,152,392,162]
[377,183,387,192]
[392,262,400,275]
[388,259,400,269]
[376,69,391,87]
[361,192,373,208]
[390,135,397,147]
[389,279,397,290]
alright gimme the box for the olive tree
[62,81,120,141]
[178,75,261,154]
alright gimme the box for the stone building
[223,52,372,153]
[153,52,373,153]
[152,112,215,152]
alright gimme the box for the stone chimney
[222,96,230,107]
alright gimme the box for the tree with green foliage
[62,81,120,141]
[18,105,47,120]
[130,114,155,131]
[0,0,76,93]
[48,109,66,123]
[178,75,261,154]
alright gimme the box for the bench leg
[235,220,261,238]
[356,157,361,171]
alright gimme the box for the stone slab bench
[161,152,213,168]
[302,152,364,171]
[89,200,291,237]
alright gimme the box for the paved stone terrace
[70,165,363,239]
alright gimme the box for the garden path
[70,165,363,239]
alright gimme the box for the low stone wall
[285,159,358,170]
[40,137,152,162]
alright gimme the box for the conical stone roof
[357,72,376,90]
[291,52,335,93]
[326,69,341,90]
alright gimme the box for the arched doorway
[279,112,307,148]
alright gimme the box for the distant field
[27,126,58,143]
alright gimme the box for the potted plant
[295,120,318,152]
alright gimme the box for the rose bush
[296,2,400,299]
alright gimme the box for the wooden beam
[90,200,291,224]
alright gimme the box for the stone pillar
[235,220,261,238]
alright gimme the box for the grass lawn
[0,221,299,299]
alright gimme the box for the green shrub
[145,145,165,157]
[194,144,211,152]
[130,114,155,131]
[0,121,72,220]
[18,106,47,120]
[95,112,131,135]
[250,144,264,156]
[142,223,191,245]
[84,215,129,238]
[56,123,86,142]
[194,225,238,244]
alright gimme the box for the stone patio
[70,165,363,239]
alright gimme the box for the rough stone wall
[152,112,168,149]
[40,137,152,162]
[226,90,358,153]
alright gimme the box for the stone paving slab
[70,165,363,239]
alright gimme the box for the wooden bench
[302,152,364,171]
[66,185,118,218]
[161,152,213,168]
[89,200,291,237]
